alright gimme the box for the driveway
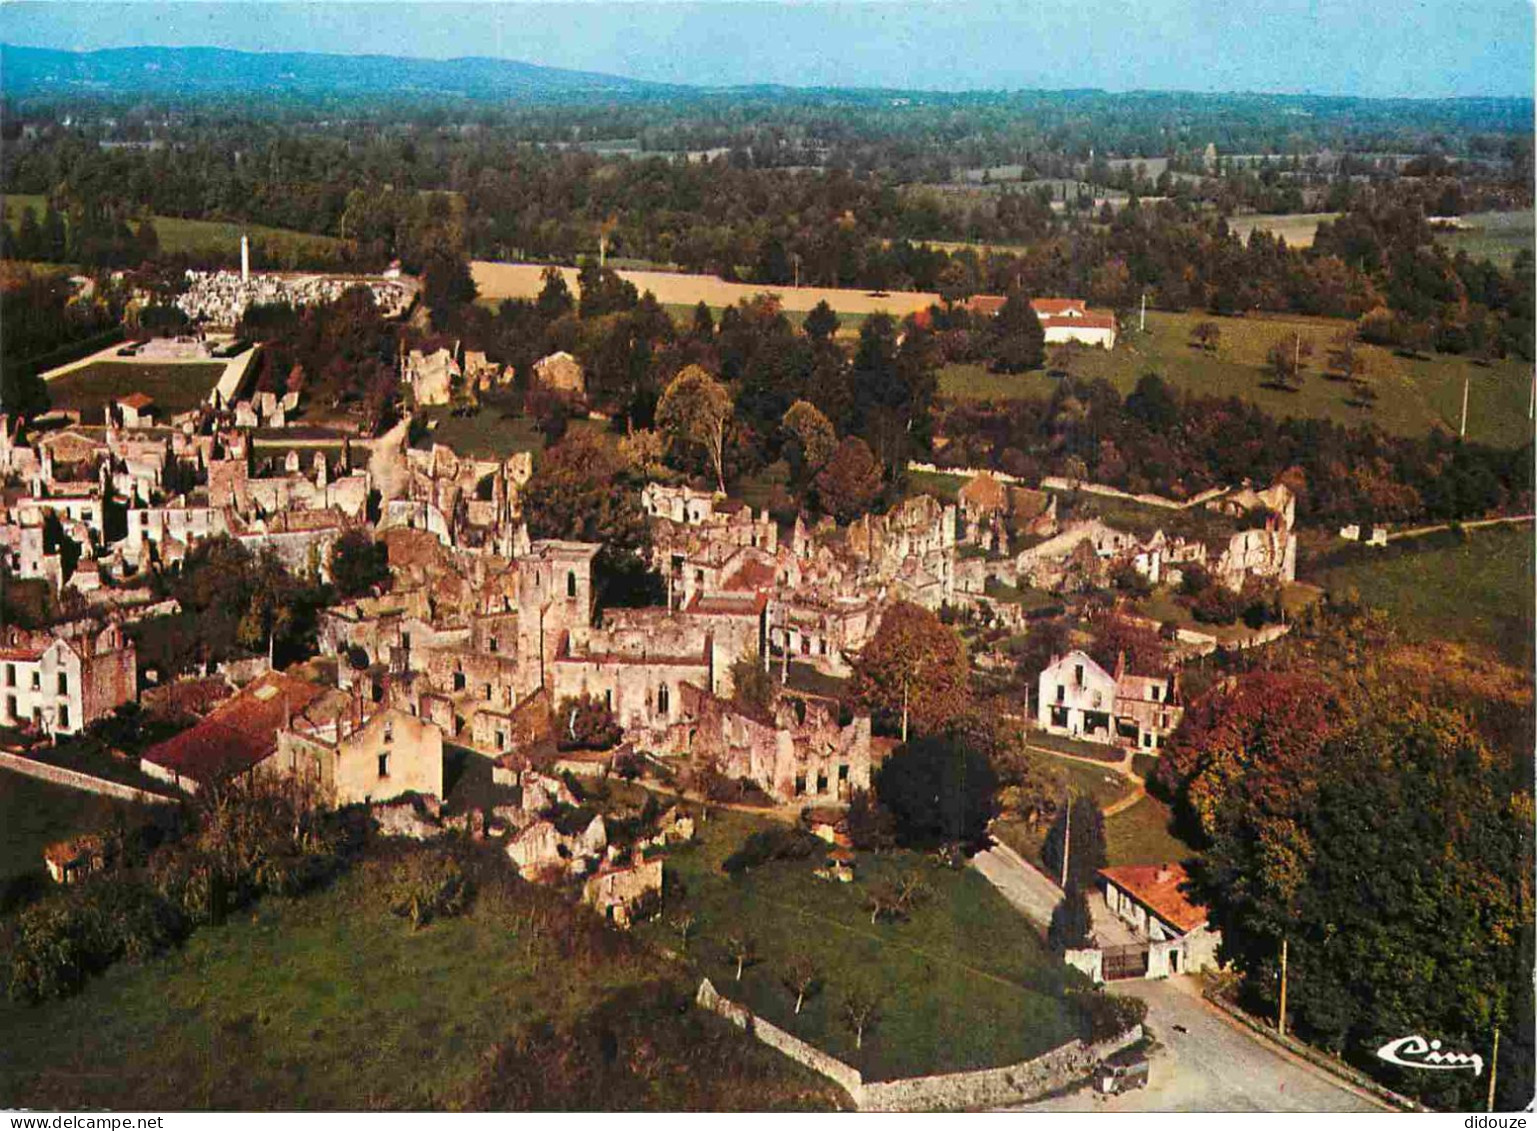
[971,843,1061,932]
[1016,978,1387,1112]
[971,840,1139,947]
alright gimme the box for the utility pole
[1139,291,1147,333]
[1061,795,1072,888]
[900,678,909,743]
[1278,936,1289,1038]
[1460,374,1470,438]
[1486,1025,1500,1112]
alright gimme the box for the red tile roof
[965,294,1007,316]
[1099,863,1208,934]
[1040,311,1118,331]
[1030,298,1088,317]
[141,670,326,785]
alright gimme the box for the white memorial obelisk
[240,234,250,283]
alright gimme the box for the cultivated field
[3,194,347,266]
[940,309,1534,449]
[471,260,940,319]
[45,361,226,418]
[1224,212,1340,248]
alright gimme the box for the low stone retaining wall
[695,977,1141,1111]
[696,978,864,1098]
[1203,987,1426,1112]
[858,1026,1142,1112]
[0,751,178,806]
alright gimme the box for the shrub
[1074,989,1150,1042]
[720,827,822,875]
[1191,584,1242,625]
[555,694,623,751]
[7,878,188,1003]
[384,850,472,930]
[1047,882,1093,952]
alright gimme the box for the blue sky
[1,0,1532,97]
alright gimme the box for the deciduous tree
[656,364,732,493]
[852,601,970,739]
[813,436,883,523]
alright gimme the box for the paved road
[971,843,1062,931]
[1016,977,1386,1112]
[972,844,1385,1112]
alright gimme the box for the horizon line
[2,42,1533,103]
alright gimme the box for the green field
[1103,795,1193,868]
[0,769,143,885]
[46,361,226,418]
[4,194,347,266]
[631,808,1089,1081]
[412,404,610,461]
[1305,523,1535,668]
[1434,211,1534,269]
[0,847,835,1110]
[939,309,1534,449]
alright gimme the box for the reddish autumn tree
[853,601,970,740]
[814,436,883,523]
[1154,671,1342,846]
[1086,610,1168,676]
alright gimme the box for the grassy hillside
[0,846,839,1110]
[940,309,1533,449]
[3,194,347,266]
[0,770,143,886]
[1303,523,1534,668]
[631,808,1090,1081]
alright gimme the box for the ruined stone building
[664,683,876,804]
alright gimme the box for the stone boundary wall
[858,1025,1143,1112]
[0,751,177,806]
[1203,987,1426,1112]
[695,978,864,1098]
[695,977,1142,1111]
[906,463,1230,513]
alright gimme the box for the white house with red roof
[963,294,1118,349]
[1029,298,1118,349]
[1099,863,1223,977]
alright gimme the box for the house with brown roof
[114,393,156,429]
[1098,863,1222,977]
[139,669,327,794]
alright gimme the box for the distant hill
[0,44,684,101]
